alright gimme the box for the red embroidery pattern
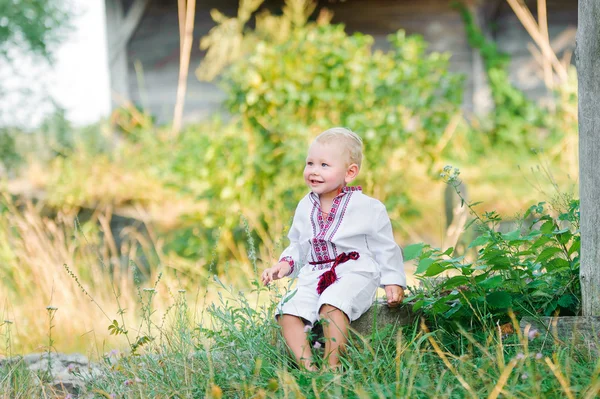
[307,187,361,270]
[280,256,295,276]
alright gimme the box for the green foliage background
[0,0,581,352]
[0,0,71,61]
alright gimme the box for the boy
[262,127,406,370]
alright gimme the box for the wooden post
[506,0,568,82]
[105,0,130,107]
[577,0,600,316]
[469,0,494,116]
[105,0,149,107]
[537,0,553,89]
[172,0,197,137]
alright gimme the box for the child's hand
[384,285,405,307]
[261,261,292,286]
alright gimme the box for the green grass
[1,276,599,399]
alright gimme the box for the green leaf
[443,303,463,319]
[502,229,521,241]
[281,289,298,305]
[441,276,469,290]
[532,235,552,249]
[540,220,555,234]
[412,300,424,312]
[431,299,452,314]
[515,250,535,256]
[526,280,546,289]
[484,253,511,270]
[416,258,435,274]
[479,275,504,290]
[558,294,576,308]
[556,230,573,245]
[468,235,489,249]
[474,272,491,283]
[530,290,552,298]
[442,247,454,256]
[507,239,529,246]
[535,247,562,263]
[525,230,542,239]
[568,239,580,256]
[546,258,570,272]
[425,263,446,277]
[404,243,425,261]
[464,218,477,231]
[486,291,512,309]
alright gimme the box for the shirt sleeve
[278,202,308,278]
[369,202,407,288]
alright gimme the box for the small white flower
[313,341,322,349]
[528,328,540,340]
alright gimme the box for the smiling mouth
[310,179,324,184]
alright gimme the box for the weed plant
[2,275,597,398]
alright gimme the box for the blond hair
[314,127,363,168]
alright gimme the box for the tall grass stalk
[0,256,598,397]
[0,195,225,353]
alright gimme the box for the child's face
[304,141,357,199]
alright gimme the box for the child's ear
[345,164,359,183]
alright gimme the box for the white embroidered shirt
[279,186,407,288]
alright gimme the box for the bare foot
[302,360,318,372]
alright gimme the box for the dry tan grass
[0,194,219,355]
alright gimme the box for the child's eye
[307,161,313,166]
[321,163,328,167]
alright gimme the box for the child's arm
[369,202,407,304]
[262,202,307,284]
[261,261,292,285]
[384,284,405,307]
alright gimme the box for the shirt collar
[309,186,362,202]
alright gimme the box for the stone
[520,316,600,357]
[350,301,416,336]
[1,352,103,397]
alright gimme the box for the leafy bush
[456,2,577,156]
[12,1,578,275]
[151,20,466,263]
[221,23,464,176]
[0,128,22,173]
[406,169,580,332]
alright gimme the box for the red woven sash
[309,251,360,294]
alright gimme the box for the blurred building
[105,0,577,124]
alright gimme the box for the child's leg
[319,304,349,369]
[278,314,316,370]
[317,270,379,370]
